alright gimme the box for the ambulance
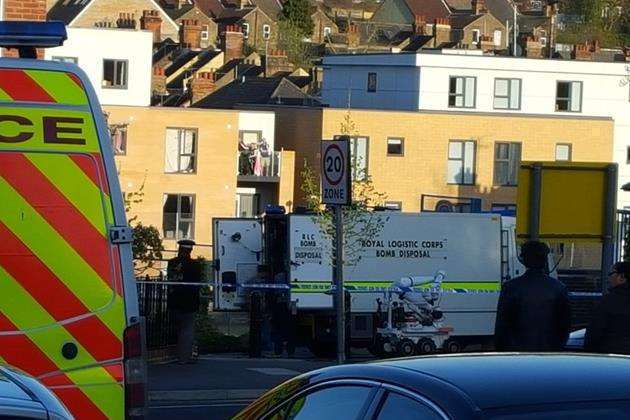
[0,22,145,419]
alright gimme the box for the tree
[279,0,314,37]
[557,0,630,47]
[300,111,388,267]
[277,20,315,68]
[123,174,164,274]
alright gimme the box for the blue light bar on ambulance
[0,21,66,52]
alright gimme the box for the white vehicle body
[213,212,530,342]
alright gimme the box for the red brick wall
[3,0,47,57]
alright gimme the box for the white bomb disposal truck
[213,211,529,355]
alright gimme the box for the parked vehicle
[213,212,544,355]
[234,353,630,420]
[0,22,145,419]
[0,364,72,419]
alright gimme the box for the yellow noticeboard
[516,162,616,242]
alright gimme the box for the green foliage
[195,313,248,353]
[277,20,315,68]
[300,111,388,267]
[132,224,164,274]
[557,0,629,48]
[280,0,314,37]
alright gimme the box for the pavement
[147,352,346,419]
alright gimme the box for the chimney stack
[152,66,168,96]
[471,0,486,15]
[414,15,426,34]
[141,10,162,43]
[180,19,202,49]
[117,13,137,29]
[347,23,360,48]
[265,49,293,76]
[221,25,245,63]
[189,72,216,105]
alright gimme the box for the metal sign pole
[334,204,345,364]
[602,164,618,294]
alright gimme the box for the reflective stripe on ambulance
[0,69,123,419]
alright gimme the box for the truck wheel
[368,337,386,357]
[416,338,436,355]
[443,338,462,353]
[397,339,416,357]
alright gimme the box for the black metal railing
[137,275,177,350]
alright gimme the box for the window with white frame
[165,128,197,173]
[447,140,475,185]
[323,26,332,37]
[351,136,368,181]
[494,78,521,110]
[201,25,209,40]
[555,144,572,161]
[540,36,547,47]
[556,81,582,112]
[627,146,630,164]
[102,59,128,89]
[387,137,404,156]
[242,22,250,38]
[109,123,128,155]
[494,142,521,186]
[471,29,480,44]
[163,194,195,240]
[448,76,476,108]
[493,29,502,46]
[262,24,271,40]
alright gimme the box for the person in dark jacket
[585,261,630,354]
[495,241,571,352]
[168,240,201,364]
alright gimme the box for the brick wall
[2,0,47,57]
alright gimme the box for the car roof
[0,367,33,402]
[374,353,630,409]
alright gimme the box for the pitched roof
[195,0,226,17]
[251,0,283,19]
[153,38,180,63]
[193,77,318,108]
[48,0,92,23]
[216,6,255,20]
[323,0,380,12]
[167,49,223,89]
[449,13,482,28]
[403,0,450,20]
[444,0,471,12]
[165,4,197,19]
[165,50,201,76]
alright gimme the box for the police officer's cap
[177,239,196,249]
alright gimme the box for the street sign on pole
[321,138,351,364]
[321,139,351,206]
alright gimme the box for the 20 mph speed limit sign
[321,138,351,205]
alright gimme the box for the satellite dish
[435,200,454,212]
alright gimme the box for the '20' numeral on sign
[326,155,342,173]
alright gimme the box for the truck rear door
[213,218,263,310]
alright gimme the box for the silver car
[0,365,72,420]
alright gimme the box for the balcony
[237,151,281,182]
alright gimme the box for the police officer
[168,239,200,364]
[585,261,630,354]
[495,241,571,352]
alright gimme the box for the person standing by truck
[168,240,201,364]
[584,261,630,354]
[494,241,571,352]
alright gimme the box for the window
[556,81,582,112]
[263,24,271,40]
[367,72,377,92]
[494,142,522,186]
[165,128,197,173]
[323,26,332,37]
[102,59,128,89]
[52,56,78,64]
[448,76,476,108]
[387,137,404,156]
[201,25,209,40]
[384,201,402,210]
[627,146,630,164]
[376,392,445,420]
[494,29,502,46]
[281,385,373,420]
[162,194,195,240]
[471,29,480,44]
[540,36,547,47]
[555,143,572,161]
[236,193,260,217]
[494,78,521,110]
[242,22,250,38]
[109,124,128,155]
[492,203,516,212]
[350,136,369,181]
[448,140,475,185]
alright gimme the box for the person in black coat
[495,241,571,352]
[168,240,201,363]
[585,261,630,354]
